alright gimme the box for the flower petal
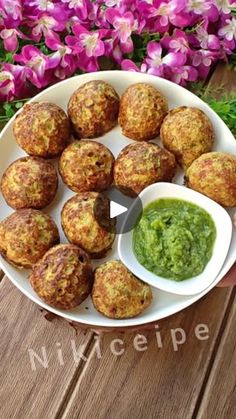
[162,52,186,66]
[147,41,162,60]
[121,59,139,72]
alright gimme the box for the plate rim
[0,70,235,328]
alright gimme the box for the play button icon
[110,201,127,218]
[93,187,143,234]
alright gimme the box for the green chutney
[133,198,216,281]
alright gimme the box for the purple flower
[219,17,236,41]
[0,69,15,101]
[28,14,65,42]
[121,59,147,72]
[221,37,235,54]
[66,24,105,57]
[0,63,27,100]
[105,0,123,6]
[215,0,234,15]
[187,0,219,22]
[14,45,60,88]
[61,0,89,20]
[106,9,134,52]
[140,0,188,31]
[170,65,198,86]
[144,41,186,76]
[45,32,76,79]
[161,29,189,54]
[0,28,26,52]
[187,0,210,14]
[27,0,55,12]
[191,49,219,79]
[0,0,22,24]
[196,26,221,50]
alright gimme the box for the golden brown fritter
[29,244,93,310]
[186,152,236,207]
[92,260,153,319]
[119,83,168,141]
[13,102,70,158]
[160,106,214,169]
[61,192,116,258]
[114,142,176,197]
[0,209,59,268]
[59,140,114,193]
[1,156,58,210]
[68,80,119,138]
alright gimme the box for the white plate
[0,70,236,328]
[118,183,232,296]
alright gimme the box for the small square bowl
[118,182,233,296]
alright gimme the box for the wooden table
[1,65,236,419]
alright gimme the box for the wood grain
[0,277,94,419]
[197,291,236,419]
[206,63,236,95]
[0,63,236,419]
[59,288,233,419]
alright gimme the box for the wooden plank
[197,292,236,419]
[58,288,233,419]
[0,277,94,419]
[206,62,236,96]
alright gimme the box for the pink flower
[221,37,235,54]
[215,0,234,15]
[0,69,15,101]
[0,28,26,52]
[170,65,198,86]
[66,24,105,57]
[28,14,65,42]
[140,0,188,31]
[187,0,219,22]
[27,0,55,12]
[187,0,211,14]
[0,0,22,23]
[45,32,76,79]
[191,49,219,78]
[14,45,60,88]
[196,26,221,50]
[161,29,190,54]
[77,51,100,72]
[105,0,123,6]
[192,49,217,67]
[144,41,186,76]
[0,64,27,100]
[121,59,147,72]
[219,18,236,41]
[106,9,134,52]
[61,0,89,20]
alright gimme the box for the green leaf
[5,52,14,63]
[3,103,14,118]
[15,102,24,109]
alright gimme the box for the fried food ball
[114,142,177,197]
[59,140,114,193]
[61,192,116,258]
[1,157,58,210]
[68,80,120,138]
[13,102,70,158]
[92,260,153,319]
[160,106,214,169]
[119,83,168,141]
[0,209,59,268]
[29,244,93,310]
[186,152,236,207]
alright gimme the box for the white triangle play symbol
[110,201,127,218]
